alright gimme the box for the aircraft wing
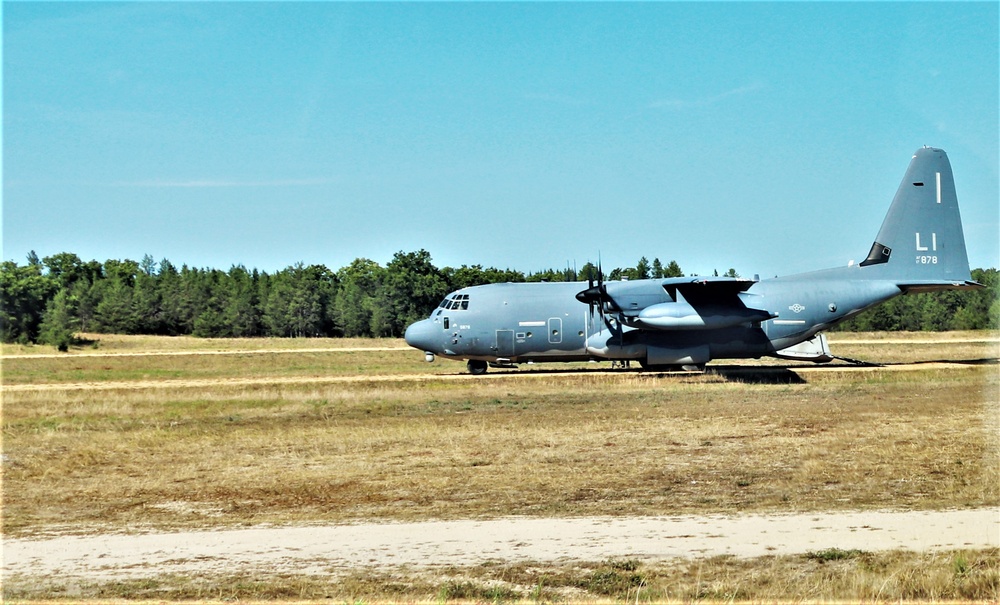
[601,277,775,331]
[659,276,757,304]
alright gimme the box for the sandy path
[4,509,997,580]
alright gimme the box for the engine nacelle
[585,329,645,360]
[635,302,774,330]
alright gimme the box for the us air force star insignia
[789,304,806,313]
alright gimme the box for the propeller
[574,259,608,310]
[575,258,623,341]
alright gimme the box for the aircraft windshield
[438,294,470,311]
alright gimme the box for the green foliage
[38,289,78,351]
[264,263,335,337]
[953,552,969,576]
[436,579,520,602]
[335,258,386,337]
[525,267,576,282]
[620,256,651,281]
[443,264,525,289]
[651,258,664,278]
[1,249,996,343]
[807,548,865,562]
[582,559,646,597]
[374,250,449,337]
[95,278,137,334]
[0,255,56,343]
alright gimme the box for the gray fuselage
[403,269,900,367]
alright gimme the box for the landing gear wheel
[467,360,488,375]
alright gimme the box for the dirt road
[4,509,997,581]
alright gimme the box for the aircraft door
[496,330,515,358]
[548,318,562,344]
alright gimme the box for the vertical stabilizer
[860,147,974,286]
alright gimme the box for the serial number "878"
[916,255,938,264]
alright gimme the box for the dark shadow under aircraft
[405,148,982,374]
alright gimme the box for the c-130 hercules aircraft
[404,148,982,374]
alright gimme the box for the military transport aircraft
[404,147,981,374]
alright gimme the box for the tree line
[1,250,997,350]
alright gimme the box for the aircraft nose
[404,319,438,352]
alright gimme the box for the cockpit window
[440,293,471,311]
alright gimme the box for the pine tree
[39,289,78,351]
[651,258,664,279]
[664,261,683,278]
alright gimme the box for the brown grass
[1,332,408,355]
[2,333,998,600]
[3,338,997,535]
[1,348,431,385]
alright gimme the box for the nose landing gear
[467,360,488,375]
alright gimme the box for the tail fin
[859,147,979,291]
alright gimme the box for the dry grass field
[2,331,998,601]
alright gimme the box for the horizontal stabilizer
[898,280,984,294]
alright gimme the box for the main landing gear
[467,360,488,375]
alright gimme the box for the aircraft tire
[467,360,488,375]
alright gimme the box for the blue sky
[4,2,998,278]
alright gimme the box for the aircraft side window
[443,317,450,329]
[461,300,469,310]
[439,299,449,308]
